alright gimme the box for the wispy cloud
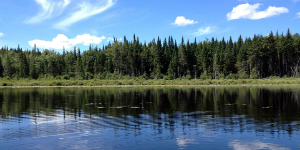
[0,32,3,37]
[172,16,198,26]
[217,27,232,34]
[193,26,217,36]
[297,12,300,18]
[227,3,289,20]
[107,37,122,42]
[28,34,106,49]
[25,0,70,23]
[53,0,114,30]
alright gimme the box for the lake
[0,86,300,150]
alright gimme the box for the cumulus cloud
[28,34,106,49]
[172,16,198,26]
[53,0,114,30]
[226,3,289,20]
[193,26,216,36]
[0,32,3,37]
[25,0,70,23]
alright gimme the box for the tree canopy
[1,29,300,80]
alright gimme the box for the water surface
[0,86,300,149]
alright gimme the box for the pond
[0,86,300,149]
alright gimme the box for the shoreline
[2,79,300,88]
[1,84,300,88]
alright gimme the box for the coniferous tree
[0,29,299,80]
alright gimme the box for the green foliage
[3,76,11,80]
[163,74,174,80]
[239,72,249,79]
[0,29,300,80]
[85,72,93,80]
[225,75,231,79]
[55,76,61,80]
[250,67,258,79]
[271,76,280,79]
[199,73,212,80]
[105,73,118,80]
[62,75,70,80]
[200,74,207,80]
[186,75,192,80]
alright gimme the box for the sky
[0,0,299,52]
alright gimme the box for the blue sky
[0,0,299,52]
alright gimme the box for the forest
[0,28,300,81]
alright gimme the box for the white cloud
[226,3,289,20]
[0,32,3,37]
[297,12,300,18]
[193,26,216,36]
[53,0,114,30]
[25,0,70,23]
[172,16,198,26]
[28,34,106,49]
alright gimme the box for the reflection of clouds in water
[176,138,197,147]
[30,114,88,125]
[228,140,290,150]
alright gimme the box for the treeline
[1,29,300,80]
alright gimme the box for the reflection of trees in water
[0,86,300,136]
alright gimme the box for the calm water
[0,86,300,150]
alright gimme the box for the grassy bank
[1,78,300,86]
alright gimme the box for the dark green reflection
[1,86,300,121]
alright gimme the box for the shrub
[3,76,11,80]
[84,82,94,86]
[55,76,61,80]
[63,75,70,80]
[250,67,258,79]
[85,72,94,80]
[163,74,173,80]
[186,75,192,80]
[219,73,225,79]
[271,76,280,79]
[99,72,106,79]
[69,72,75,78]
[106,73,117,80]
[56,82,62,86]
[200,74,207,80]
[225,75,231,79]
[231,74,239,79]
[121,75,131,80]
[239,72,249,79]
